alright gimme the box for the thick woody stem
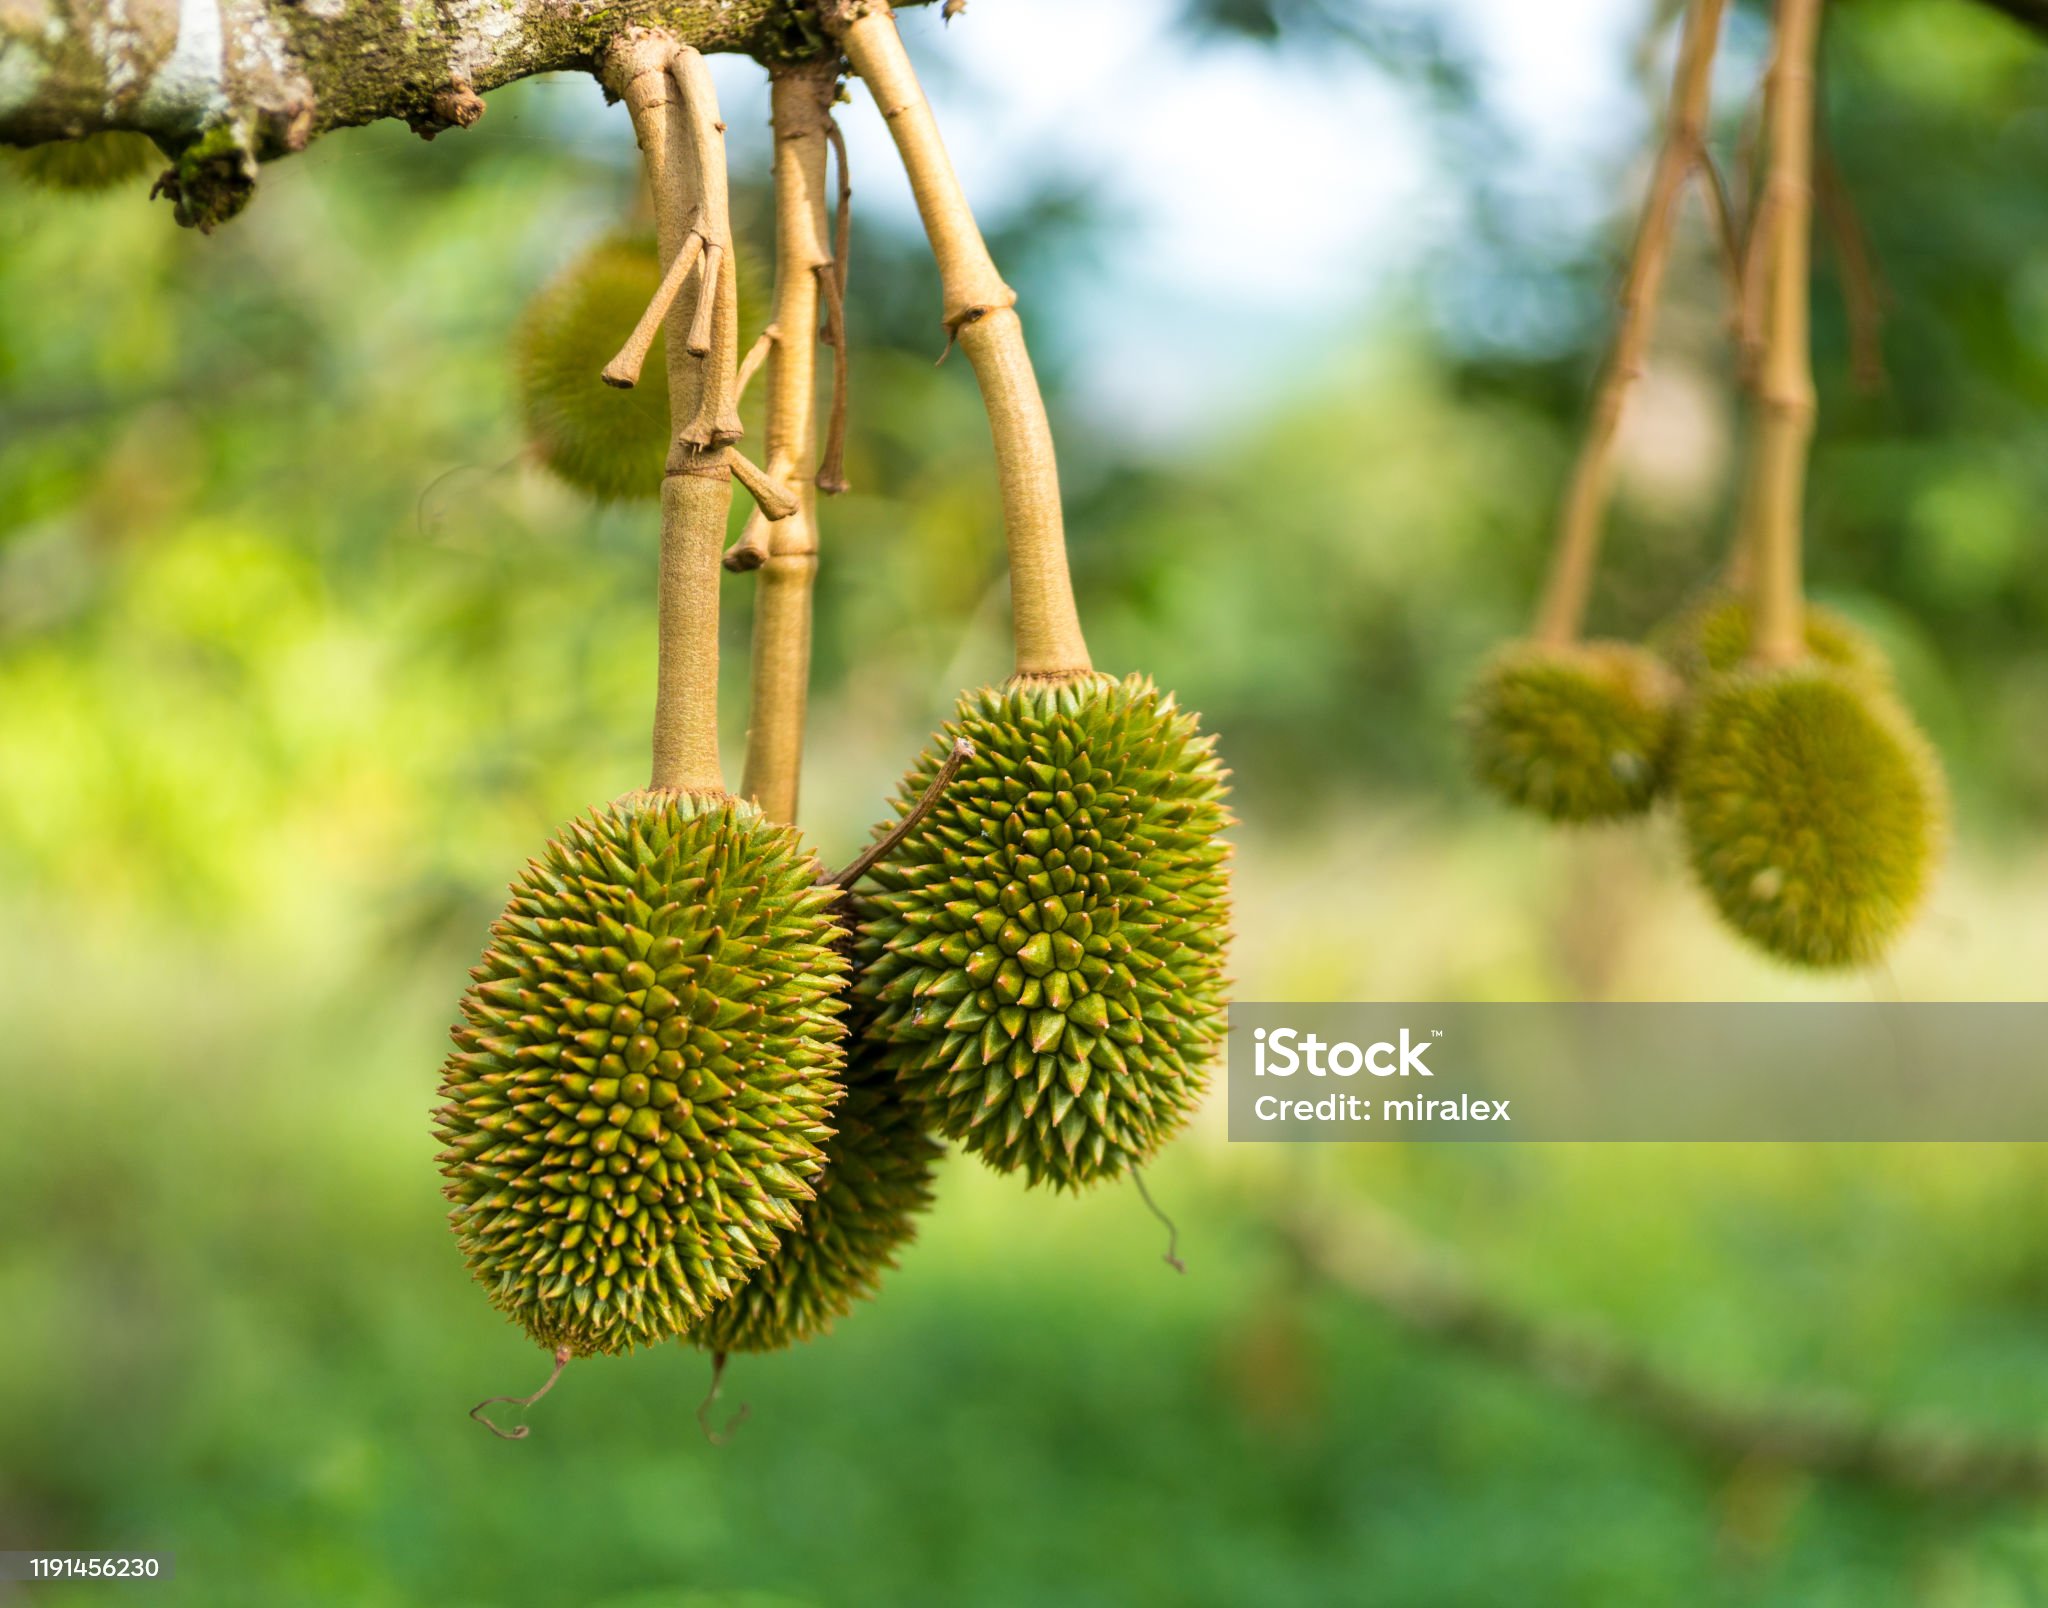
[1747,0,1823,666]
[739,62,839,826]
[829,2,1093,680]
[1532,0,1728,646]
[609,32,735,797]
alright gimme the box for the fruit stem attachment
[601,230,704,389]
[1531,0,1729,647]
[735,324,779,404]
[469,1344,571,1440]
[608,33,737,796]
[825,737,974,888]
[827,2,1092,680]
[736,61,840,827]
[696,1351,751,1445]
[727,445,800,522]
[1131,1168,1186,1276]
[1746,0,1823,666]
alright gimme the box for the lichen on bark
[0,0,915,228]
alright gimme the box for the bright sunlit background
[5,0,2048,1601]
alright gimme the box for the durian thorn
[696,1350,751,1446]
[687,241,726,358]
[735,322,780,406]
[1131,1167,1186,1276]
[827,1,1092,679]
[1529,0,1727,648]
[602,229,705,389]
[825,738,976,889]
[469,1344,572,1441]
[726,446,799,522]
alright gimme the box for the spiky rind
[694,1047,942,1355]
[514,234,769,501]
[1676,665,1946,968]
[1464,640,1678,822]
[433,792,848,1357]
[8,132,162,191]
[1653,592,1890,686]
[855,674,1233,1191]
[515,236,674,501]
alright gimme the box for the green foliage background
[3,1,2048,1601]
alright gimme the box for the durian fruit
[1464,640,1679,822]
[515,233,767,501]
[434,789,848,1357]
[8,131,161,191]
[693,1045,941,1355]
[1675,664,1945,968]
[855,674,1232,1190]
[1653,591,1889,688]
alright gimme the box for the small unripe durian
[515,235,768,501]
[1464,641,1678,822]
[1653,592,1889,687]
[515,236,673,501]
[1676,664,1945,968]
[434,791,849,1356]
[8,132,161,191]
[856,674,1232,1190]
[693,1049,941,1355]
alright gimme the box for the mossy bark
[0,0,925,227]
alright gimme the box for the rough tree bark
[0,0,2037,231]
[0,0,927,228]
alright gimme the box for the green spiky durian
[1653,592,1890,687]
[8,132,161,191]
[1464,640,1678,821]
[855,673,1232,1190]
[693,1047,941,1355]
[515,234,768,501]
[434,790,849,1357]
[1675,663,1945,968]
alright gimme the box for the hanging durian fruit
[437,792,848,1356]
[517,231,770,501]
[694,1042,941,1355]
[687,61,941,1359]
[1652,590,1889,688]
[1464,0,1728,824]
[825,5,1232,1191]
[437,43,848,1371]
[1677,664,1943,966]
[7,131,161,191]
[1466,641,1679,822]
[516,235,674,501]
[1465,0,1945,972]
[1672,0,1944,969]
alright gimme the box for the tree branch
[1284,1203,2048,1504]
[0,0,929,229]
